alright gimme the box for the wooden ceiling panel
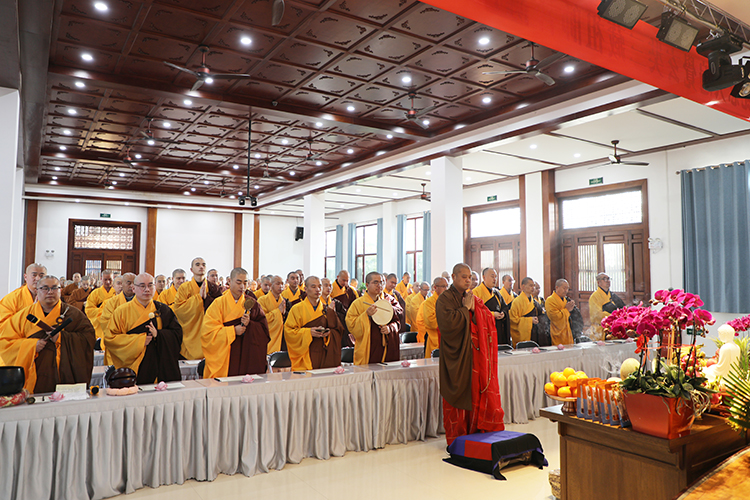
[155,0,238,18]
[154,107,203,122]
[57,16,129,53]
[330,55,393,80]
[255,62,313,86]
[61,0,143,27]
[234,80,291,100]
[375,66,437,90]
[52,43,119,73]
[214,24,280,56]
[494,74,549,96]
[103,98,153,116]
[199,114,246,129]
[350,85,401,104]
[273,40,343,70]
[121,55,184,80]
[354,30,427,62]
[231,0,317,35]
[298,12,376,50]
[329,0,419,27]
[130,35,197,63]
[444,26,520,56]
[421,79,479,100]
[492,42,555,69]
[140,6,218,43]
[321,98,376,116]
[109,89,161,105]
[304,73,362,95]
[391,5,470,43]
[407,46,478,76]
[458,89,517,108]
[283,89,336,108]
[50,89,103,108]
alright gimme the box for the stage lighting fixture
[697,34,746,92]
[730,63,750,99]
[656,13,699,52]
[597,0,647,30]
[250,196,258,207]
[239,196,246,206]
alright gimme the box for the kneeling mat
[444,430,547,480]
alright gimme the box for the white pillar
[430,156,463,279]
[303,193,326,278]
[0,88,23,296]
[525,172,545,291]
[381,201,394,272]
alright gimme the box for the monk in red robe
[436,263,505,445]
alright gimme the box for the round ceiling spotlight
[315,122,323,127]
[289,171,296,176]
[191,187,196,192]
[163,121,171,128]
[67,108,77,115]
[59,146,67,151]
[81,53,93,62]
[401,75,412,84]
[482,96,492,104]
[315,161,322,166]
[254,185,260,189]
[183,99,193,105]
[134,154,142,159]
[75,81,85,89]
[346,148,354,154]
[478,37,490,45]
[119,172,126,177]
[205,77,214,84]
[564,65,575,74]
[63,129,72,135]
[147,139,155,146]
[386,134,393,139]
[346,105,355,112]
[422,119,430,126]
[241,36,252,46]
[233,165,239,169]
[94,2,108,12]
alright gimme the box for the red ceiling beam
[423,0,750,121]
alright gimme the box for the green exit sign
[100,213,111,218]
[589,177,603,186]
[487,195,497,202]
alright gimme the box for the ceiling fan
[482,43,565,86]
[420,183,431,202]
[164,45,253,92]
[98,147,148,168]
[588,140,649,169]
[132,118,178,146]
[405,93,437,129]
[272,0,284,26]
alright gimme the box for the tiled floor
[113,418,560,500]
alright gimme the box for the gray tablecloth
[0,381,208,500]
[198,368,375,480]
[399,342,425,360]
[90,361,200,387]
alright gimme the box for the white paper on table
[215,375,263,383]
[55,383,89,401]
[308,367,342,375]
[380,360,415,367]
[181,360,202,365]
[138,382,186,392]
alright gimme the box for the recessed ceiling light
[564,65,575,74]
[205,77,214,84]
[289,171,295,176]
[54,167,60,171]
[466,176,472,181]
[184,191,190,195]
[147,139,155,146]
[315,122,323,127]
[63,129,72,135]
[163,121,171,128]
[573,153,581,158]
[203,180,210,185]
[254,153,261,158]
[74,81,85,89]
[340,204,344,208]
[50,181,58,185]
[167,205,172,209]
[233,165,239,169]
[107,185,114,189]
[208,207,213,211]
[81,53,93,62]
[240,36,252,46]
[530,144,538,149]
[191,187,196,191]
[229,195,235,199]
[183,99,192,106]
[425,171,431,175]
[401,75,412,84]
[112,181,117,185]
[134,154,141,159]
[376,151,385,156]
[68,109,77,115]
[315,161,322,166]
[422,119,430,126]
[281,138,288,145]
[706,101,719,106]
[75,199,80,203]
[254,185,260,189]
[346,105,355,112]
[386,134,393,139]
[482,96,492,104]
[342,162,352,167]
[94,2,108,12]
[517,103,528,109]
[478,37,490,45]
[238,191,243,195]
[52,176,58,180]
[346,148,354,154]
[119,172,125,177]
[392,192,398,196]
[355,188,361,193]
[59,146,67,151]
[125,202,130,206]
[314,172,322,177]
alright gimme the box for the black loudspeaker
[295,226,304,241]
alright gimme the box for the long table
[1,343,633,500]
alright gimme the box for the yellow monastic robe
[105,299,157,374]
[85,286,116,340]
[499,287,516,307]
[395,280,412,297]
[0,302,61,391]
[284,299,326,371]
[419,294,440,358]
[258,292,284,354]
[405,292,425,330]
[254,288,266,298]
[0,286,35,329]
[158,285,177,307]
[589,287,612,340]
[321,295,331,307]
[281,286,302,303]
[173,278,205,360]
[509,292,535,347]
[201,290,246,379]
[346,293,382,365]
[99,293,129,364]
[546,292,573,345]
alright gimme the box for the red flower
[635,335,647,354]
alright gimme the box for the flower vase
[623,392,695,439]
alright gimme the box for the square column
[0,89,23,295]
[429,156,464,279]
[303,193,326,278]
[381,201,394,272]
[524,172,545,291]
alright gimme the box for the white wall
[35,201,148,278]
[241,213,255,274]
[154,208,234,278]
[257,215,305,277]
[0,88,23,295]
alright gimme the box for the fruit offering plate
[546,394,577,414]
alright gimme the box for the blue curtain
[347,223,356,275]
[422,211,431,283]
[377,218,384,272]
[396,214,406,276]
[335,224,344,274]
[682,161,750,313]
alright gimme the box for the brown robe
[61,282,78,303]
[66,288,91,311]
[331,286,359,348]
[31,303,96,393]
[303,304,344,369]
[222,299,271,376]
[435,285,474,411]
[367,293,403,364]
[392,290,408,333]
[125,302,183,384]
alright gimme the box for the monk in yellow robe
[106,273,182,384]
[158,269,185,307]
[201,268,270,378]
[173,258,222,360]
[346,272,403,365]
[499,274,516,308]
[473,268,510,345]
[589,273,615,340]
[66,276,92,311]
[285,276,344,371]
[418,277,447,357]
[99,274,135,363]
[395,272,413,298]
[255,276,271,298]
[331,270,359,347]
[281,271,306,306]
[0,277,94,393]
[321,277,333,307]
[61,273,81,303]
[258,275,286,354]
[295,269,306,292]
[154,274,167,302]
[405,282,429,330]
[385,273,407,332]
[546,279,575,345]
[0,263,46,329]
[509,277,539,347]
[85,269,116,340]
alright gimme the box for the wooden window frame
[67,219,141,278]
[405,216,423,283]
[354,223,378,284]
[324,229,336,280]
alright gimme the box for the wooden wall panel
[146,208,157,275]
[234,213,243,269]
[518,175,527,282]
[24,200,38,271]
[253,215,260,279]
[541,169,558,298]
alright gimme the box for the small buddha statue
[704,324,741,385]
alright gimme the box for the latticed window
[355,224,378,284]
[405,217,423,283]
[561,190,642,229]
[74,225,134,250]
[324,230,336,281]
[469,207,521,238]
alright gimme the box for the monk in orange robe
[257,275,286,354]
[436,263,505,445]
[173,258,222,359]
[0,263,46,329]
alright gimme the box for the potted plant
[602,289,715,439]
[719,313,750,432]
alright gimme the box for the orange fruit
[567,374,579,388]
[576,371,587,378]
[562,367,576,378]
[544,383,557,396]
[550,371,561,383]
[572,387,579,397]
[553,373,568,387]
[558,386,572,398]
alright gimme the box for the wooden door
[67,220,140,278]
[468,236,521,293]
